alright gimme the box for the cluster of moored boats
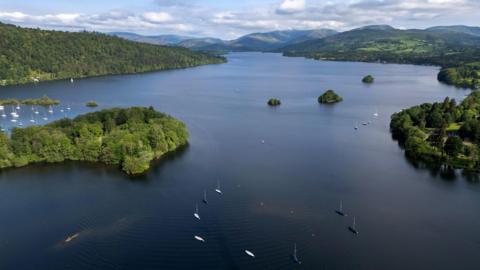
[354,110,379,130]
[192,181,304,264]
[0,103,71,131]
[335,200,359,234]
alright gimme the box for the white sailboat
[194,203,200,220]
[215,181,222,195]
[335,200,347,216]
[292,243,302,264]
[70,78,74,83]
[348,216,359,235]
[48,106,53,114]
[245,250,255,258]
[202,189,208,204]
[373,108,379,117]
[194,235,205,242]
[0,105,4,110]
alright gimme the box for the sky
[0,0,479,39]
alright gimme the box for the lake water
[0,53,479,270]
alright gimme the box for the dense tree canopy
[390,92,480,171]
[318,90,343,104]
[0,107,189,174]
[362,75,375,84]
[0,22,225,86]
[438,63,480,89]
[267,98,281,106]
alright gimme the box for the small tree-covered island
[362,75,375,84]
[318,90,343,104]
[267,98,281,106]
[390,92,480,171]
[0,107,188,174]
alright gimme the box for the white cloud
[0,0,479,39]
[277,0,306,14]
[142,12,172,23]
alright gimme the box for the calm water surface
[0,53,479,270]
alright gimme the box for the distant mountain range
[111,29,338,51]
[108,32,194,45]
[110,25,480,55]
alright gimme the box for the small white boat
[10,119,17,123]
[70,78,74,83]
[43,117,48,121]
[67,106,71,111]
[348,216,359,235]
[16,105,20,110]
[194,235,205,242]
[0,105,4,110]
[65,233,79,243]
[292,243,302,264]
[202,189,208,204]
[30,119,35,123]
[215,181,222,195]
[194,203,200,220]
[245,250,255,258]
[1,113,6,118]
[34,111,39,115]
[18,122,23,126]
[60,109,64,113]
[48,106,53,114]
[373,108,379,117]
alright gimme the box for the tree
[444,136,464,156]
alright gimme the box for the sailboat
[348,216,359,235]
[1,112,6,118]
[16,104,20,110]
[30,115,36,123]
[335,200,347,216]
[373,108,379,117]
[215,181,222,195]
[245,250,255,258]
[66,104,71,111]
[48,106,53,114]
[354,122,358,130]
[70,78,74,83]
[194,203,200,220]
[194,235,205,242]
[202,190,208,204]
[0,105,4,110]
[292,243,302,264]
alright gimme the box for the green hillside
[281,25,480,89]
[0,22,225,86]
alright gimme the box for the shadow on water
[390,132,468,182]
[129,143,190,181]
[0,144,190,183]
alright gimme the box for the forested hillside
[280,25,480,89]
[0,22,225,86]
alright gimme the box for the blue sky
[1,0,479,39]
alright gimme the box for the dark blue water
[0,53,479,270]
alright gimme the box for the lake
[0,52,479,270]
